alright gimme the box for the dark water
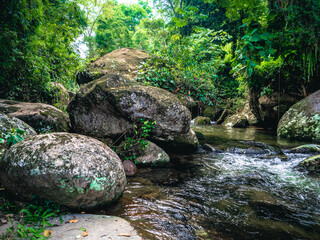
[100,125,320,240]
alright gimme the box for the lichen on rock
[277,89,320,142]
[0,132,126,209]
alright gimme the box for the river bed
[99,125,320,240]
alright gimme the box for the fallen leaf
[1,219,7,224]
[118,233,131,237]
[43,230,52,237]
[69,219,79,223]
[82,230,88,237]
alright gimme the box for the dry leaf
[118,233,131,237]
[82,231,88,237]
[69,219,79,223]
[43,230,52,237]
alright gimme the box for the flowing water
[99,125,320,240]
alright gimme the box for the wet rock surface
[0,99,70,133]
[277,89,320,142]
[0,133,126,209]
[296,154,320,174]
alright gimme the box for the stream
[99,125,320,239]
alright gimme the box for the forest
[2,0,320,111]
[1,0,320,239]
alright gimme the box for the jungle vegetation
[1,0,320,109]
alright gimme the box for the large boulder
[67,81,198,153]
[277,89,320,142]
[0,99,70,133]
[76,48,149,85]
[0,133,126,209]
[0,112,36,137]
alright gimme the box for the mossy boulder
[0,99,70,133]
[67,81,198,153]
[135,141,170,167]
[76,48,149,85]
[0,133,126,209]
[297,154,320,174]
[277,90,320,142]
[0,112,36,137]
[194,116,211,126]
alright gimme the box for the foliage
[0,196,61,240]
[0,128,25,157]
[95,0,151,55]
[113,118,156,163]
[136,28,239,110]
[0,0,87,102]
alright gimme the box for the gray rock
[0,133,126,209]
[277,89,320,142]
[223,114,249,128]
[76,48,149,84]
[135,141,170,167]
[0,99,70,133]
[123,160,138,176]
[0,112,36,137]
[68,82,198,153]
[48,214,142,240]
[0,214,142,240]
[153,129,199,154]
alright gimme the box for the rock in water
[68,82,198,153]
[277,89,320,142]
[223,114,249,128]
[0,112,36,137]
[0,133,126,209]
[123,160,138,176]
[135,141,170,167]
[297,154,320,174]
[0,99,70,133]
